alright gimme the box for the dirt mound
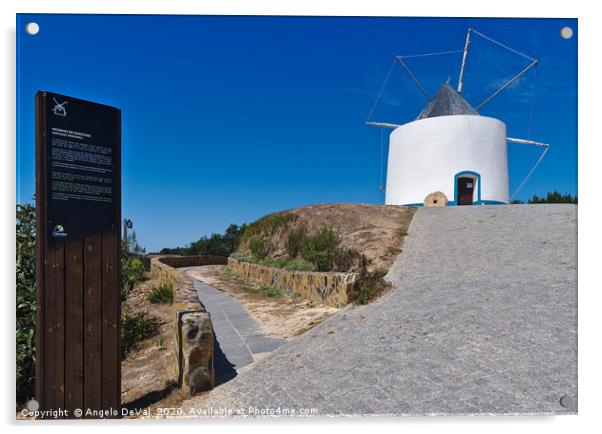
[238,203,416,272]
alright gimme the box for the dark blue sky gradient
[16,15,577,251]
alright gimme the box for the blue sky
[16,15,577,251]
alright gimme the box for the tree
[528,190,578,204]
[159,223,248,257]
[126,230,146,255]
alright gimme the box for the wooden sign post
[35,92,121,418]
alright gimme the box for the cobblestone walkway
[183,205,577,416]
[188,274,286,384]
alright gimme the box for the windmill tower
[367,28,549,206]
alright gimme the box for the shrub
[125,229,146,255]
[147,282,174,304]
[16,204,36,404]
[353,269,392,305]
[121,311,161,358]
[240,212,296,244]
[260,285,284,298]
[253,257,284,268]
[121,255,145,300]
[333,248,367,273]
[248,236,270,258]
[281,260,316,271]
[232,253,315,271]
[230,252,253,262]
[301,227,341,272]
[285,226,306,258]
[257,257,313,271]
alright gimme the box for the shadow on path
[214,336,237,385]
[122,381,179,412]
[191,277,286,374]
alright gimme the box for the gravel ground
[180,205,577,417]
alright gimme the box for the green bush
[16,204,36,403]
[231,252,315,271]
[281,260,316,271]
[230,252,253,262]
[285,226,306,258]
[301,227,341,272]
[333,248,367,273]
[239,226,365,273]
[147,282,174,304]
[16,207,154,400]
[248,236,270,258]
[121,311,161,358]
[121,255,145,300]
[260,284,284,298]
[353,269,392,305]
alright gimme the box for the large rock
[180,312,215,394]
[151,258,216,396]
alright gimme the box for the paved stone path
[183,205,577,416]
[187,272,286,384]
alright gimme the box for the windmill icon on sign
[52,97,68,117]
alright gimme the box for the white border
[2,1,601,433]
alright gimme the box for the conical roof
[415,83,479,120]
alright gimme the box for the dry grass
[238,203,416,272]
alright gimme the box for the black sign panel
[41,92,120,240]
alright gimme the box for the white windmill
[367,28,549,206]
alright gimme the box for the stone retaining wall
[151,258,216,395]
[227,257,358,308]
[158,255,228,268]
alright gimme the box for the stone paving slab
[183,205,577,416]
[190,276,286,382]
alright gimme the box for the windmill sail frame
[365,28,549,199]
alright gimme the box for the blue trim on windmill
[454,170,481,205]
